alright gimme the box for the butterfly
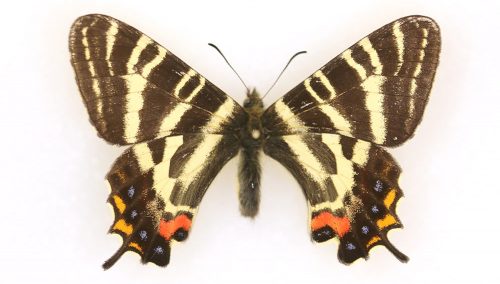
[69,14,440,269]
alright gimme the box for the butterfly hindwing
[69,14,245,145]
[103,133,240,268]
[262,15,440,263]
[262,16,440,147]
[264,133,406,263]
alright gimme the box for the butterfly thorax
[238,89,264,217]
[241,89,265,145]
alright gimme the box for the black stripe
[149,55,188,92]
[324,58,363,94]
[308,76,332,101]
[339,136,356,160]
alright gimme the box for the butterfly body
[69,14,440,268]
[238,89,265,217]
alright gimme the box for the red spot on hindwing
[311,211,351,237]
[159,214,192,240]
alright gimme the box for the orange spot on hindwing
[113,219,132,235]
[159,214,192,241]
[311,211,351,241]
[384,189,397,208]
[377,214,397,229]
[112,195,126,214]
[129,242,143,253]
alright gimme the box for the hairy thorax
[238,89,264,217]
[241,89,265,146]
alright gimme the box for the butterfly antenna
[208,43,250,93]
[262,50,307,99]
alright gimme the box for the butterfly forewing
[69,14,245,145]
[262,16,440,263]
[262,16,440,147]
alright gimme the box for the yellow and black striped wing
[264,134,406,263]
[262,16,440,147]
[69,14,245,268]
[103,133,239,268]
[262,16,440,263]
[69,14,245,145]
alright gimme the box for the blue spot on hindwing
[139,230,147,240]
[371,205,379,213]
[374,180,383,192]
[154,246,164,254]
[128,186,135,198]
[361,226,369,234]
[130,210,138,219]
[346,243,356,250]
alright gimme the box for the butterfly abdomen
[238,90,264,217]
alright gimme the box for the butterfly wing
[262,16,440,263]
[103,133,239,268]
[69,14,245,145]
[263,15,440,147]
[69,14,245,268]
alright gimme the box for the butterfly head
[243,89,264,112]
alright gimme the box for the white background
[1,0,499,283]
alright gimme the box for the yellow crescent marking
[81,27,91,61]
[314,70,337,98]
[408,28,429,116]
[113,219,133,235]
[91,79,103,118]
[367,236,381,247]
[129,242,143,253]
[183,75,205,103]
[304,77,325,103]
[105,23,119,76]
[127,35,153,73]
[113,195,126,214]
[384,189,397,208]
[359,38,382,74]
[341,49,367,80]
[377,214,397,230]
[409,79,417,116]
[174,69,197,98]
[392,21,405,75]
[141,47,167,78]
